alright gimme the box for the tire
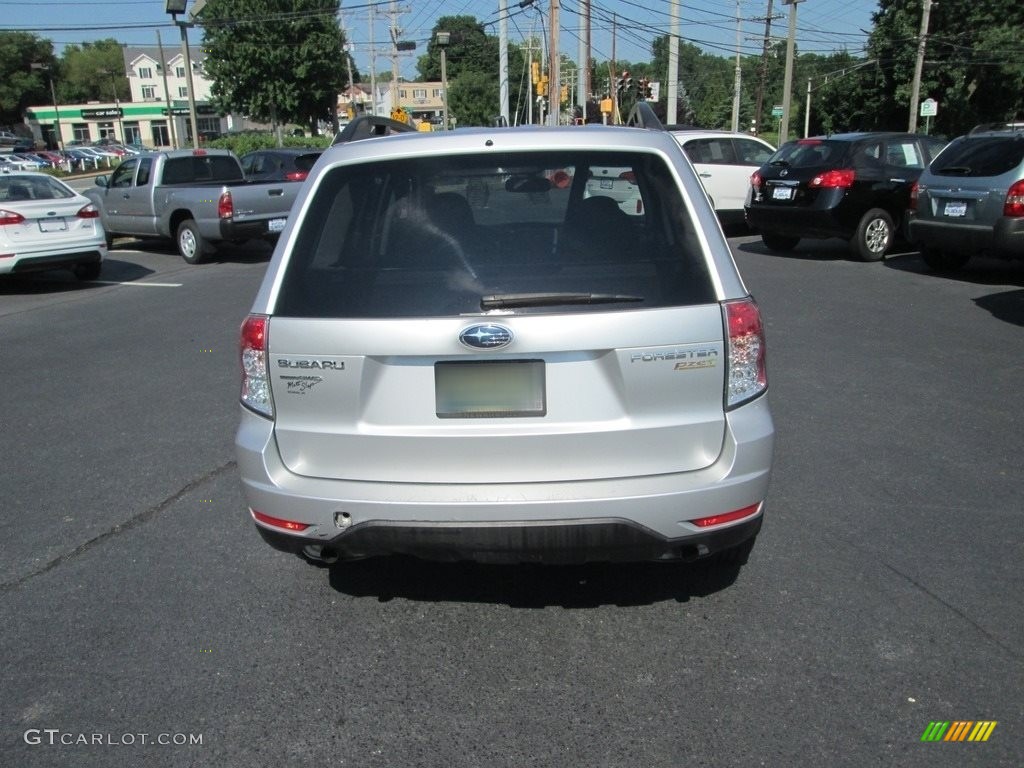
[851,208,893,261]
[920,246,970,273]
[73,262,102,281]
[176,219,209,264]
[104,230,115,249]
[761,232,800,252]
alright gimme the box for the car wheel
[761,232,800,252]
[73,262,102,281]
[176,219,208,264]
[851,208,893,261]
[104,230,115,249]
[920,246,971,272]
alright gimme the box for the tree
[866,0,1024,135]
[59,39,131,105]
[0,32,56,128]
[200,0,352,134]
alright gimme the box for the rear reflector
[689,503,762,528]
[252,510,311,532]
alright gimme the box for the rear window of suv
[768,139,849,168]
[274,149,716,318]
[930,135,1024,177]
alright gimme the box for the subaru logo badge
[459,324,513,350]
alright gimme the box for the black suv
[745,132,947,260]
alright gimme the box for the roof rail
[968,121,1024,135]
[624,102,665,131]
[332,115,418,146]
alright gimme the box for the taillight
[284,170,308,181]
[618,171,637,184]
[750,171,762,189]
[240,314,273,417]
[551,169,572,189]
[251,510,310,532]
[689,503,762,528]
[723,298,767,409]
[0,209,25,226]
[809,169,855,189]
[1004,180,1024,217]
[217,191,234,219]
[77,203,100,219]
[909,181,919,211]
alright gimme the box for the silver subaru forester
[235,124,774,566]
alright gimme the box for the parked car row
[743,124,1024,271]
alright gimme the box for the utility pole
[368,7,377,115]
[389,0,399,113]
[753,0,777,136]
[779,0,803,145]
[499,0,510,125]
[156,30,178,149]
[908,0,933,133]
[578,0,590,115]
[731,0,742,132]
[548,0,560,124]
[667,0,679,124]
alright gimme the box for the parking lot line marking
[90,281,183,287]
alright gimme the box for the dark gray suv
[907,127,1024,271]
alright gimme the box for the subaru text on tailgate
[236,125,775,567]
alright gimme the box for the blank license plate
[38,218,68,232]
[268,218,286,233]
[435,360,546,418]
[772,186,794,201]
[944,201,967,217]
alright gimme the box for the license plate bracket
[435,360,546,418]
[771,186,794,201]
[38,218,68,232]
[268,217,287,233]
[943,201,967,217]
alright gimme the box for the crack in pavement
[0,460,237,593]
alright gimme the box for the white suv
[236,125,775,566]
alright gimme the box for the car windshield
[768,139,846,168]
[275,149,716,318]
[930,136,1024,177]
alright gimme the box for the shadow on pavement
[974,289,1024,327]
[327,555,744,607]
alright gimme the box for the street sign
[920,98,938,117]
[771,105,784,118]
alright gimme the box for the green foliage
[207,132,330,155]
[450,71,501,128]
[0,32,56,127]
[59,40,130,104]
[200,0,351,133]
[418,17,497,81]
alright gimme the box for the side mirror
[94,175,109,188]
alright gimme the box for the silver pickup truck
[84,148,301,263]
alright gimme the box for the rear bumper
[0,247,104,275]
[235,396,775,564]
[218,216,285,243]
[908,215,1024,258]
[256,511,763,564]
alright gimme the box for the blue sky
[1,0,879,77]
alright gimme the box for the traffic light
[538,74,548,97]
[560,84,568,104]
[640,78,653,100]
[531,61,540,84]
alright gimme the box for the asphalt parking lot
[1,233,1020,767]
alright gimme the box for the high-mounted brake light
[284,170,308,181]
[689,503,762,528]
[252,510,311,532]
[723,297,767,409]
[809,169,856,189]
[0,208,25,226]
[218,191,234,219]
[192,149,208,156]
[77,203,100,219]
[1004,179,1024,217]
[240,314,273,417]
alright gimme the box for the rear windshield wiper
[480,292,644,309]
[769,159,791,168]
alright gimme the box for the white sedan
[0,172,107,281]
[671,130,775,224]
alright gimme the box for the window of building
[141,85,157,100]
[151,121,170,147]
[97,122,117,140]
[412,89,427,100]
[178,87,189,98]
[432,89,441,99]
[176,66,186,78]
[400,89,407,99]
[73,124,90,142]
[124,122,142,146]
[138,66,153,79]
